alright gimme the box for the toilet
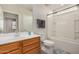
[38,33,55,54]
[41,40,55,54]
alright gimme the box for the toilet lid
[43,40,55,45]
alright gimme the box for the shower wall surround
[48,5,79,53]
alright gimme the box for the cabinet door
[23,37,41,54]
[0,42,20,54]
[8,49,21,54]
[23,37,40,46]
[24,47,40,54]
[23,42,40,53]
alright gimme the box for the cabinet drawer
[0,42,20,54]
[23,42,40,53]
[23,37,40,46]
[25,47,40,54]
[8,49,21,54]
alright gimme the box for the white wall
[23,14,33,31]
[0,4,33,32]
[32,5,51,40]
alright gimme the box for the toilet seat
[43,40,55,46]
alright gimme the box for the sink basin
[0,32,36,45]
[0,36,17,44]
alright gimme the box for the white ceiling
[0,4,33,11]
[22,4,75,11]
[18,4,33,11]
[0,4,76,12]
[20,4,70,11]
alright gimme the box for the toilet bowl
[41,40,55,54]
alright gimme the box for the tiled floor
[41,50,47,54]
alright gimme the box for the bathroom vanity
[0,33,41,54]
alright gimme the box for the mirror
[0,19,3,33]
[3,12,19,33]
[0,6,3,33]
[0,4,33,33]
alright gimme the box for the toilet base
[41,45,54,54]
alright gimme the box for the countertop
[0,32,40,45]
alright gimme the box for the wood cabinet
[26,47,40,54]
[23,37,40,54]
[0,41,21,54]
[0,37,40,54]
[8,49,21,54]
[23,37,40,46]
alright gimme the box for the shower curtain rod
[47,4,78,16]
